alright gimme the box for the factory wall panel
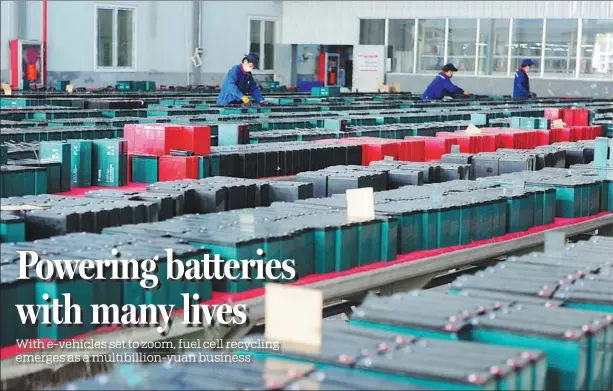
[280,1,613,45]
[199,1,287,85]
[386,74,613,98]
[0,1,11,81]
[46,1,194,87]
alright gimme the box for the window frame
[383,16,612,81]
[93,4,137,72]
[358,18,386,46]
[247,16,277,74]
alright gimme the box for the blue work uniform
[513,68,531,99]
[421,72,464,100]
[216,65,263,105]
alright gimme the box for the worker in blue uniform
[421,63,470,101]
[216,53,265,105]
[513,59,537,99]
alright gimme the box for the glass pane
[478,19,509,75]
[359,19,385,45]
[417,19,446,73]
[117,9,133,67]
[264,21,275,70]
[510,19,543,74]
[250,20,261,58]
[543,19,578,78]
[387,19,415,73]
[97,8,114,67]
[448,19,477,72]
[580,19,613,79]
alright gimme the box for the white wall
[46,1,192,73]
[280,1,613,45]
[200,1,283,73]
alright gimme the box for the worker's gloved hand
[530,92,537,98]
[463,91,470,96]
[241,96,250,104]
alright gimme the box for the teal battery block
[378,215,398,262]
[437,207,460,248]
[292,228,316,279]
[39,141,71,192]
[217,124,241,146]
[505,194,532,233]
[35,276,95,340]
[335,223,358,271]
[91,138,127,187]
[68,139,92,187]
[191,235,263,293]
[0,213,26,243]
[356,219,382,266]
[0,264,37,348]
[0,144,7,165]
[131,155,159,183]
[313,225,338,273]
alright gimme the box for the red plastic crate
[169,125,212,155]
[424,137,456,160]
[362,142,399,165]
[131,124,185,155]
[398,138,426,162]
[558,128,571,142]
[560,108,589,126]
[536,130,551,146]
[123,124,136,151]
[158,156,200,181]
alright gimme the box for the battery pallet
[46,354,416,390]
[241,321,546,390]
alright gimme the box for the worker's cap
[521,59,536,67]
[243,53,259,67]
[442,63,459,72]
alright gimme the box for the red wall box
[158,156,200,181]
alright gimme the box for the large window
[510,19,544,73]
[359,19,385,45]
[417,19,446,73]
[447,19,478,73]
[96,6,135,69]
[249,19,276,71]
[478,19,510,75]
[580,19,613,79]
[387,19,415,73]
[543,19,578,78]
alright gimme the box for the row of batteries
[41,235,613,391]
[0,138,610,243]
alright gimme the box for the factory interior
[0,1,613,390]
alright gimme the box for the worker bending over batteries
[513,59,537,99]
[421,63,470,101]
[217,53,266,105]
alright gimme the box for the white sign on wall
[357,53,380,72]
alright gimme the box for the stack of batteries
[0,212,25,243]
[203,142,363,179]
[0,126,122,144]
[0,193,167,240]
[144,176,314,213]
[241,321,548,390]
[478,167,612,217]
[47,353,415,390]
[348,282,612,390]
[0,232,208,344]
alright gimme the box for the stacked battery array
[237,237,612,391]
